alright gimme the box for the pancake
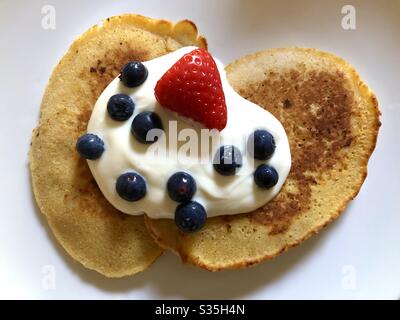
[145,48,380,271]
[29,14,207,277]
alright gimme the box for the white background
[0,0,399,299]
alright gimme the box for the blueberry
[167,172,197,203]
[248,129,276,160]
[107,94,135,121]
[175,201,207,233]
[119,61,148,87]
[76,133,104,160]
[116,172,146,201]
[131,111,163,144]
[254,164,279,189]
[213,145,243,176]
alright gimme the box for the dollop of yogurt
[87,47,291,219]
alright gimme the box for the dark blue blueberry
[116,172,146,201]
[107,94,135,121]
[213,145,243,176]
[248,129,276,160]
[119,61,148,87]
[131,111,163,144]
[175,201,207,233]
[167,172,197,203]
[76,133,104,160]
[254,164,279,189]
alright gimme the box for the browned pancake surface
[30,14,206,277]
[145,48,380,271]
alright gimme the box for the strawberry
[154,48,227,131]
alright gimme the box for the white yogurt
[87,47,291,219]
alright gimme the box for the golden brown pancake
[29,14,207,277]
[145,48,380,271]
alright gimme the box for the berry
[131,111,163,144]
[107,94,135,121]
[119,61,148,87]
[76,133,104,160]
[175,201,207,233]
[248,129,276,160]
[167,172,196,202]
[116,172,146,201]
[154,48,227,131]
[213,145,242,176]
[254,164,279,189]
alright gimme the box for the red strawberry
[154,48,227,131]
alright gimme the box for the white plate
[0,0,399,299]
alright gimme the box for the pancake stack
[30,15,380,277]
